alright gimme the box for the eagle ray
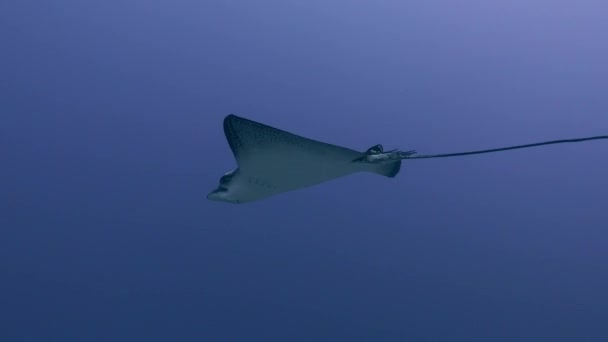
[207,114,607,204]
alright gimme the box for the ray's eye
[219,170,235,185]
[220,174,231,185]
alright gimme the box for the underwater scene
[3,0,607,340]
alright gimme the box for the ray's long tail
[401,135,608,160]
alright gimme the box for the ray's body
[207,114,400,204]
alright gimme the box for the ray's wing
[222,114,363,170]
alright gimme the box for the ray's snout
[206,188,222,201]
[207,187,241,204]
[207,185,235,202]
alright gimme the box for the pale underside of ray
[223,114,367,191]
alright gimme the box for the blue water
[2,1,608,341]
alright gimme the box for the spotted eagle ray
[207,114,607,204]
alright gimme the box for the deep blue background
[2,0,608,341]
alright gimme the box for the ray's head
[207,169,242,204]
